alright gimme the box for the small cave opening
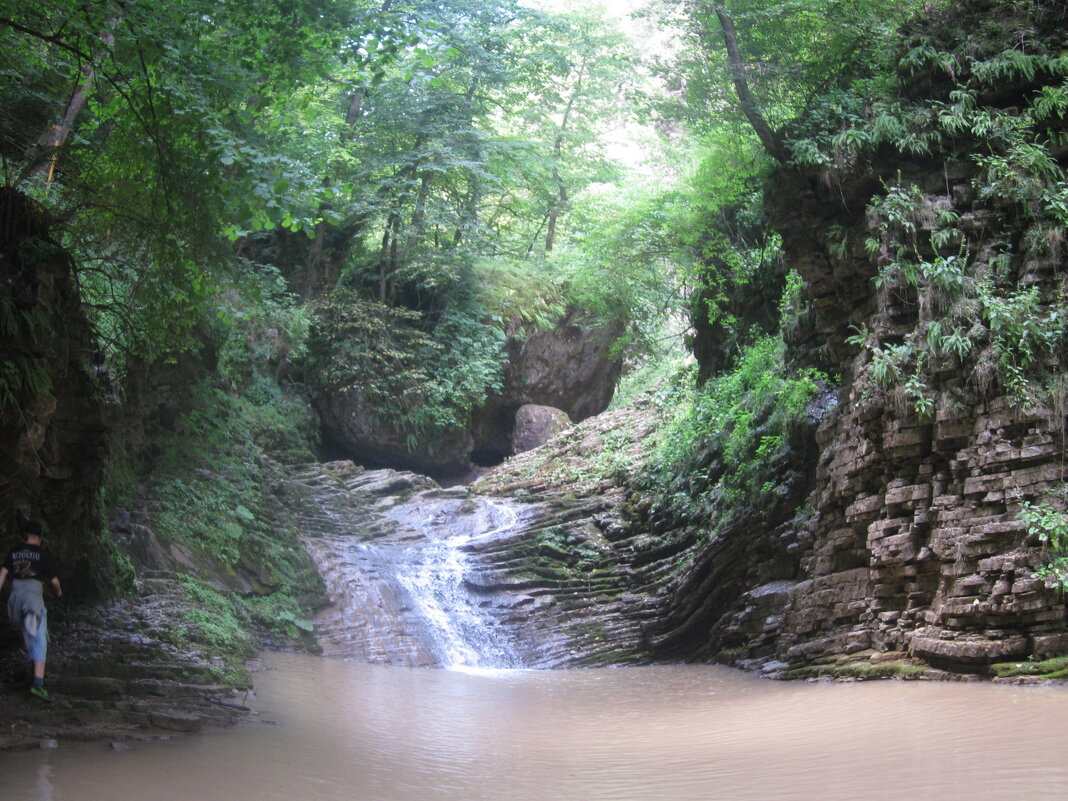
[469,402,520,468]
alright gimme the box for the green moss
[103,372,326,680]
[177,578,256,657]
[783,661,928,680]
[991,655,1068,679]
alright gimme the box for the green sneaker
[29,686,52,702]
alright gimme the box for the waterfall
[292,465,527,670]
[390,498,522,670]
[393,499,522,670]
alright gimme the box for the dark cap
[20,520,43,538]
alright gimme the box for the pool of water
[5,653,1068,801]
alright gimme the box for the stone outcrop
[316,309,623,477]
[316,388,475,477]
[637,1,1068,676]
[273,413,666,668]
[470,310,624,465]
[469,399,671,666]
[0,187,110,597]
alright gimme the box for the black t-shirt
[3,543,57,582]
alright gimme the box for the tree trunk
[543,58,588,253]
[544,173,568,253]
[408,171,434,251]
[452,76,482,246]
[29,17,118,183]
[379,211,401,303]
[708,0,785,163]
[306,0,394,291]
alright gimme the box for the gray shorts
[7,579,47,662]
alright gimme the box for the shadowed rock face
[316,391,476,478]
[0,188,109,597]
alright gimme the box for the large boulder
[316,386,475,477]
[511,404,572,455]
[313,308,624,477]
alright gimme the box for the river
[4,652,1068,801]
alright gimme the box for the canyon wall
[466,2,1068,676]
[0,188,111,597]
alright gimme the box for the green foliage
[215,259,310,393]
[243,593,316,641]
[0,289,55,411]
[476,175,696,369]
[143,381,317,533]
[91,512,139,598]
[646,335,826,523]
[0,0,412,384]
[851,173,1067,411]
[1020,495,1068,591]
[308,290,505,446]
[103,373,324,660]
[778,268,809,335]
[654,0,927,140]
[176,576,256,657]
[475,257,570,331]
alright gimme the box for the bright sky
[520,0,679,184]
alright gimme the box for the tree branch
[27,16,119,183]
[0,17,92,61]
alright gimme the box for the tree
[653,0,925,159]
[273,0,638,309]
[0,0,387,372]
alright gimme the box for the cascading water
[293,465,529,670]
[391,499,522,670]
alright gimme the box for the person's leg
[27,609,49,700]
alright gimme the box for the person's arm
[0,566,7,589]
[50,576,61,598]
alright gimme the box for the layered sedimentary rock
[638,3,1068,674]
[442,4,1068,676]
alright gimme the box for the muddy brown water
[4,652,1068,801]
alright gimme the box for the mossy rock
[783,660,929,681]
[991,655,1068,680]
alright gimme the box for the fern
[1032,83,1068,120]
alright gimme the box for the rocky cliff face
[754,197,1066,671]
[426,2,1068,678]
[469,311,624,465]
[0,188,110,597]
[640,2,1068,675]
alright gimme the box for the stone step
[62,660,220,682]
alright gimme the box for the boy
[0,520,62,700]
